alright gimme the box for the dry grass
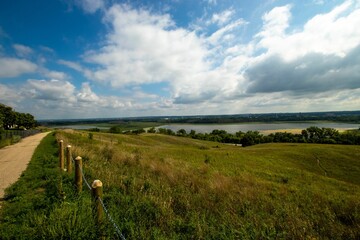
[260,128,303,135]
[53,130,360,239]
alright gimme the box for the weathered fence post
[92,179,104,239]
[75,156,83,193]
[59,140,64,170]
[66,145,72,174]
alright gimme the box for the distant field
[260,128,303,134]
[259,127,355,135]
[53,130,360,239]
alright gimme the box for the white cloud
[84,4,210,90]
[27,79,76,101]
[13,44,33,58]
[43,70,69,81]
[206,0,217,5]
[58,59,83,72]
[256,4,292,55]
[255,1,360,61]
[245,0,360,95]
[12,0,359,119]
[207,19,246,45]
[0,57,37,78]
[39,45,55,54]
[0,84,24,105]
[75,0,105,13]
[77,82,100,102]
[210,9,235,26]
[58,59,93,78]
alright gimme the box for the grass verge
[0,133,99,239]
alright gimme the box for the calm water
[52,125,109,130]
[158,122,360,134]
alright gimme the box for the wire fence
[0,129,41,140]
[70,156,126,240]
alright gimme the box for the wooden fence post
[75,156,83,193]
[66,145,72,174]
[59,140,64,170]
[92,180,104,239]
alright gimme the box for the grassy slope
[55,131,360,239]
[1,131,359,239]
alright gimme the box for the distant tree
[241,131,263,147]
[157,128,167,134]
[132,129,145,135]
[235,131,245,138]
[0,112,4,130]
[166,129,175,135]
[17,113,36,129]
[147,127,156,133]
[0,103,36,130]
[0,105,15,129]
[109,126,122,133]
[176,129,187,136]
[241,134,255,147]
[89,128,100,132]
[301,130,309,142]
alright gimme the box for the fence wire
[98,197,127,240]
[79,164,92,191]
[69,155,126,239]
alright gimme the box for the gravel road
[0,132,50,200]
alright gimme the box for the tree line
[0,103,37,130]
[147,126,360,146]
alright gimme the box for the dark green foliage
[0,103,36,130]
[150,126,360,147]
[88,132,94,139]
[109,126,122,133]
[131,128,146,134]
[88,128,100,132]
[176,128,187,136]
[147,127,156,133]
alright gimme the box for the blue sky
[0,0,359,119]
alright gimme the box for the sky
[0,0,359,120]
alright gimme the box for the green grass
[0,135,21,148]
[56,131,360,239]
[1,130,359,239]
[0,133,99,239]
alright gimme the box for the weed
[204,154,211,164]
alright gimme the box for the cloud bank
[1,0,360,119]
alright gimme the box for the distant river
[52,125,109,130]
[158,122,359,134]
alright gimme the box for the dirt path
[0,132,50,200]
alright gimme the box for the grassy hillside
[56,130,360,239]
[1,130,359,239]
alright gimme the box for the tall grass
[1,130,359,239]
[53,130,360,239]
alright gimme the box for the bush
[109,126,122,134]
[11,135,21,144]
